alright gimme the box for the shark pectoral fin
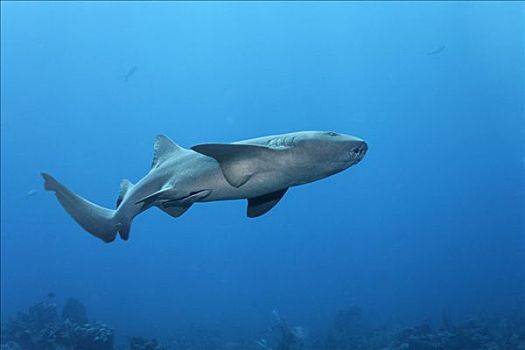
[158,204,192,218]
[247,188,288,218]
[151,135,185,169]
[191,143,280,188]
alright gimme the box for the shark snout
[359,141,368,154]
[350,141,367,164]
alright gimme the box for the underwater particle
[124,65,138,81]
[427,45,446,55]
[25,189,38,199]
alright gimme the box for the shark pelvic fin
[134,185,176,207]
[191,143,282,188]
[247,187,288,218]
[152,134,184,169]
[163,189,211,206]
[158,203,192,218]
[155,189,211,218]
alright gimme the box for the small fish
[25,189,38,199]
[427,45,446,55]
[47,292,56,299]
[124,66,138,81]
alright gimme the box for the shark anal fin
[191,143,284,188]
[117,179,134,208]
[152,135,185,169]
[116,222,131,240]
[247,188,288,218]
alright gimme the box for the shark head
[291,131,368,182]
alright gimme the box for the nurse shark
[42,131,367,243]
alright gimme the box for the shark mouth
[350,142,368,164]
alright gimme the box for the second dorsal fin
[152,135,184,169]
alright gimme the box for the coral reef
[256,310,304,350]
[0,299,169,350]
[0,341,23,350]
[1,301,62,350]
[168,324,226,350]
[390,315,525,350]
[2,298,523,350]
[129,337,165,350]
[1,300,113,350]
[60,319,113,350]
[320,309,525,350]
[62,298,88,325]
[333,306,363,334]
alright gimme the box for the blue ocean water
[1,1,524,348]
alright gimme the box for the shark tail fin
[41,173,122,243]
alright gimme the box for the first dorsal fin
[116,179,134,208]
[152,135,184,169]
[191,143,283,188]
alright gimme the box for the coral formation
[0,341,23,350]
[256,310,304,350]
[129,337,165,350]
[1,300,113,350]
[60,319,113,350]
[320,309,525,350]
[1,301,61,350]
[168,324,225,350]
[1,299,523,350]
[62,298,88,325]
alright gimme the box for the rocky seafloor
[1,299,524,350]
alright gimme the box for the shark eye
[327,132,338,137]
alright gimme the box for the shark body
[42,131,367,243]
